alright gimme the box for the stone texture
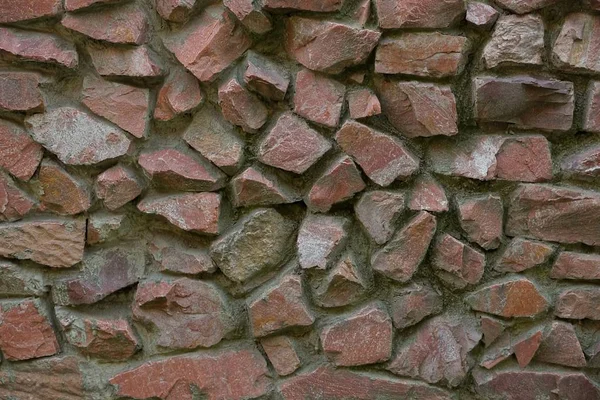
[0,27,78,68]
[218,77,268,133]
[551,251,600,280]
[479,327,544,369]
[584,81,600,133]
[243,51,290,101]
[374,0,466,29]
[409,175,449,212]
[311,252,370,308]
[224,0,272,34]
[466,278,549,317]
[261,336,300,376]
[375,33,470,78]
[0,261,45,297]
[458,194,503,250]
[230,166,300,207]
[347,88,381,119]
[0,72,44,113]
[0,0,62,23]
[336,120,419,186]
[481,315,506,347]
[355,190,405,245]
[466,2,499,29]
[0,172,35,222]
[286,17,380,74]
[263,0,343,12]
[390,283,443,329]
[555,287,600,320]
[0,218,86,268]
[156,0,196,22]
[553,13,600,74]
[96,165,144,211]
[562,144,600,179]
[154,68,203,121]
[65,0,124,11]
[495,238,554,273]
[432,234,485,289]
[375,78,458,138]
[38,158,91,216]
[513,329,543,368]
[88,45,165,78]
[535,321,586,367]
[495,0,560,13]
[0,119,43,181]
[297,214,349,270]
[294,69,345,128]
[149,235,216,275]
[86,211,130,245]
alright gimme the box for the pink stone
[263,0,343,12]
[224,0,272,34]
[260,336,300,376]
[513,329,543,368]
[293,69,345,128]
[355,190,405,245]
[553,13,600,74]
[432,234,485,289]
[0,172,35,222]
[0,0,62,23]
[65,0,124,11]
[0,27,78,68]
[218,77,268,133]
[535,321,587,367]
[495,0,560,13]
[347,88,381,119]
[374,0,465,29]
[88,45,165,78]
[562,144,600,180]
[156,0,196,22]
[243,51,290,101]
[96,165,144,210]
[457,194,503,250]
[409,175,449,212]
[480,315,506,347]
[154,68,203,121]
[555,287,600,320]
[0,72,44,113]
[297,214,349,270]
[495,238,554,273]
[390,283,443,329]
[584,81,600,133]
[38,158,91,216]
[466,2,499,29]
[230,166,300,207]
[311,252,370,308]
[551,251,600,280]
[149,235,216,275]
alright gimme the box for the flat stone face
[96,165,143,210]
[347,88,381,119]
[243,51,289,101]
[297,214,349,270]
[555,287,600,320]
[563,144,600,180]
[495,0,560,13]
[149,235,216,275]
[38,158,91,216]
[293,69,345,128]
[230,166,300,207]
[466,2,499,29]
[553,13,600,74]
[0,27,78,68]
[155,68,203,121]
[88,45,164,78]
[224,0,272,34]
[390,283,443,329]
[495,238,554,273]
[584,81,600,133]
[263,0,342,12]
[0,72,44,113]
[458,194,503,250]
[551,251,600,280]
[535,321,586,368]
[432,234,485,289]
[260,336,301,376]
[0,261,45,297]
[311,252,370,308]
[0,120,43,181]
[374,0,465,29]
[218,77,268,133]
[156,0,196,22]
[0,0,62,23]
[409,175,449,212]
[0,172,35,222]
[355,190,405,245]
[375,33,469,78]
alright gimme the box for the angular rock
[562,144,600,179]
[110,349,270,399]
[495,238,554,273]
[374,0,465,29]
[481,315,507,347]
[163,5,251,82]
[375,78,458,138]
[88,45,164,78]
[263,0,342,12]
[86,212,130,245]
[535,321,586,367]
[0,218,85,268]
[149,235,215,275]
[0,27,78,68]
[432,234,485,289]
[218,77,268,133]
[0,119,43,181]
[247,274,314,337]
[154,68,203,121]
[513,329,543,368]
[479,327,544,369]
[355,190,405,245]
[466,2,499,29]
[495,0,560,13]
[552,13,600,74]
[458,194,503,250]
[0,299,59,361]
[261,336,301,376]
[96,165,144,210]
[474,76,574,132]
[133,278,232,350]
[311,252,370,308]
[286,17,380,74]
[138,149,226,192]
[65,0,125,11]
[38,158,91,216]
[137,193,223,235]
[156,0,196,22]
[371,211,437,282]
[224,0,272,34]
[390,283,443,329]
[0,172,35,222]
[409,175,449,213]
[351,0,371,26]
[347,88,381,119]
[258,112,331,174]
[243,51,290,101]
[466,278,549,317]
[479,331,512,369]
[336,120,419,186]
[293,69,345,128]
[0,0,62,23]
[210,208,295,282]
[551,251,600,280]
[230,166,300,207]
[555,287,600,320]
[0,261,45,296]
[375,33,469,78]
[305,155,366,212]
[585,81,600,136]
[482,14,545,69]
[297,214,349,270]
[0,72,44,113]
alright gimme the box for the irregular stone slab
[0,261,45,296]
[374,0,465,29]
[210,208,295,282]
[263,0,342,12]
[86,211,131,245]
[0,72,44,113]
[149,235,216,275]
[513,329,543,368]
[347,88,381,119]
[65,0,125,11]
[495,0,560,13]
[96,164,144,210]
[495,238,554,273]
[375,33,469,78]
[553,13,600,74]
[371,211,437,282]
[38,158,91,216]
[88,45,164,78]
[218,77,268,133]
[133,278,232,350]
[474,76,574,132]
[156,0,196,22]
[261,336,300,376]
[243,51,290,101]
[551,251,600,280]
[555,287,600,320]
[0,120,42,181]
[286,17,380,74]
[390,283,443,329]
[154,68,203,121]
[375,77,458,138]
[466,2,499,30]
[562,144,600,180]
[0,0,62,23]
[479,327,544,369]
[535,321,586,367]
[163,5,251,82]
[0,172,35,222]
[311,252,370,308]
[432,234,485,289]
[294,69,345,128]
[297,214,349,270]
[110,349,270,400]
[409,175,449,213]
[230,166,300,207]
[355,190,405,245]
[224,0,272,34]
[0,27,78,68]
[466,278,549,318]
[458,194,503,250]
[584,82,600,133]
[0,218,85,268]
[481,315,507,348]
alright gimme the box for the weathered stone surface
[371,211,437,282]
[243,51,290,101]
[263,0,342,12]
[321,302,392,366]
[218,77,268,133]
[294,69,345,128]
[479,327,544,369]
[0,218,85,268]
[481,315,506,347]
[305,155,366,212]
[52,245,145,305]
[375,33,470,78]
[374,0,465,29]
[495,237,554,273]
[474,76,574,132]
[297,214,349,270]
[39,158,91,216]
[466,278,549,317]
[555,287,600,320]
[390,283,443,329]
[409,175,449,213]
[65,0,124,11]
[210,208,295,282]
[553,13,600,74]
[0,172,35,222]
[154,68,203,121]
[355,190,405,245]
[56,308,139,361]
[336,120,419,186]
[139,149,226,191]
[286,17,380,74]
[183,104,245,175]
[311,252,370,308]
[149,235,216,275]
[0,0,62,23]
[0,261,45,296]
[513,329,543,368]
[551,251,600,280]
[258,112,331,174]
[482,14,545,69]
[432,234,485,289]
[163,5,251,82]
[110,349,270,399]
[458,194,503,250]
[0,72,44,113]
[133,278,232,350]
[584,82,600,133]
[137,193,223,235]
[375,78,458,138]
[507,184,600,246]
[156,0,196,22]
[230,166,300,207]
[86,211,130,245]
[224,0,272,34]
[88,45,164,78]
[466,2,499,29]
[247,274,314,337]
[62,3,148,45]
[388,315,481,387]
[428,135,553,182]
[347,88,381,119]
[96,164,143,210]
[562,144,600,180]
[495,0,560,13]
[0,299,59,361]
[261,336,300,376]
[279,366,452,400]
[535,321,586,367]
[0,27,78,68]
[0,120,43,181]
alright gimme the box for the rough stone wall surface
[0,0,600,399]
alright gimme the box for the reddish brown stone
[65,0,124,11]
[376,33,469,78]
[495,238,554,273]
[133,278,232,350]
[286,17,380,74]
[336,120,419,186]
[96,164,143,211]
[305,155,366,212]
[263,0,342,12]
[466,278,549,318]
[311,252,370,308]
[0,72,44,113]
[0,120,43,181]
[0,218,85,268]
[409,175,449,213]
[224,0,272,34]
[495,0,560,13]
[230,166,300,207]
[555,287,600,320]
[562,144,600,180]
[293,69,345,128]
[261,336,300,376]
[39,158,91,216]
[154,68,203,121]
[390,283,443,329]
[479,327,544,369]
[0,0,61,23]
[347,88,381,119]
[513,329,543,368]
[156,0,196,22]
[243,51,289,101]
[88,45,165,78]
[258,112,331,174]
[0,299,59,361]
[432,234,485,289]
[163,5,251,82]
[375,78,458,138]
[535,321,586,367]
[110,349,270,399]
[218,77,268,133]
[479,332,512,369]
[352,0,371,26]
[83,76,149,138]
[466,2,499,29]
[551,251,600,280]
[374,0,465,29]
[247,274,314,337]
[0,261,45,297]
[0,172,35,222]
[149,235,216,275]
[480,315,507,347]
[355,190,405,245]
[458,194,503,250]
[584,82,600,133]
[86,212,130,245]
[0,27,78,68]
[553,13,600,74]
[371,211,437,282]
[139,149,226,192]
[297,214,349,270]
